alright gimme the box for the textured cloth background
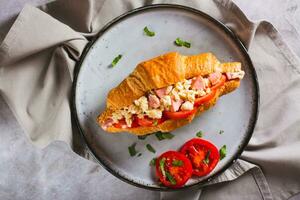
[0,0,300,199]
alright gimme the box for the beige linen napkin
[0,0,299,199]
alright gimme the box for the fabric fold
[0,0,300,199]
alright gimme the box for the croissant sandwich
[97,52,245,135]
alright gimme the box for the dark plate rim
[71,4,260,191]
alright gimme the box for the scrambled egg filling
[109,71,244,128]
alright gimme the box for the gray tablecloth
[0,0,300,199]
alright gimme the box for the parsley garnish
[219,130,224,134]
[138,135,148,140]
[172,160,183,167]
[143,26,155,37]
[128,143,138,157]
[165,171,177,185]
[196,131,203,138]
[137,153,142,157]
[174,37,191,48]
[146,144,156,153]
[149,158,157,166]
[155,132,174,141]
[203,150,211,164]
[219,145,227,160]
[111,54,122,67]
[159,158,166,177]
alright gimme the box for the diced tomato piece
[194,90,216,107]
[137,117,153,127]
[163,109,197,120]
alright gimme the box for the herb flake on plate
[138,135,148,140]
[219,130,224,134]
[143,26,155,37]
[219,145,227,160]
[196,131,203,138]
[111,54,122,67]
[174,37,191,48]
[149,158,157,166]
[128,142,137,157]
[155,132,174,141]
[146,144,156,153]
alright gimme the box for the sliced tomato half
[180,138,219,176]
[163,109,197,120]
[194,90,216,107]
[210,75,226,90]
[156,151,193,188]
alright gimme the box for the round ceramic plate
[73,4,259,191]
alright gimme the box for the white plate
[73,4,259,191]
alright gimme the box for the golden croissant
[97,52,245,135]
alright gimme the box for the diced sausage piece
[191,76,205,90]
[155,87,167,98]
[148,94,160,109]
[170,99,184,112]
[208,72,222,85]
[101,118,114,130]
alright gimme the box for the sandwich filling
[101,70,245,130]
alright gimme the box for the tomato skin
[180,138,219,177]
[210,75,226,90]
[137,117,153,127]
[113,118,127,128]
[156,151,193,188]
[163,109,197,120]
[194,90,216,107]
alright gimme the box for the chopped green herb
[165,171,177,185]
[219,130,224,134]
[153,120,158,126]
[174,37,191,48]
[203,150,211,164]
[143,26,155,37]
[146,144,156,153]
[111,54,122,67]
[172,160,183,167]
[128,142,137,157]
[149,158,157,166]
[137,153,142,157]
[196,131,203,138]
[155,132,165,140]
[155,132,174,140]
[162,132,174,139]
[159,158,166,177]
[138,135,148,140]
[219,145,227,160]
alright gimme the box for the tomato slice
[194,90,216,107]
[210,75,226,90]
[137,116,164,127]
[180,138,219,176]
[156,151,193,188]
[163,109,197,120]
[113,118,127,128]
